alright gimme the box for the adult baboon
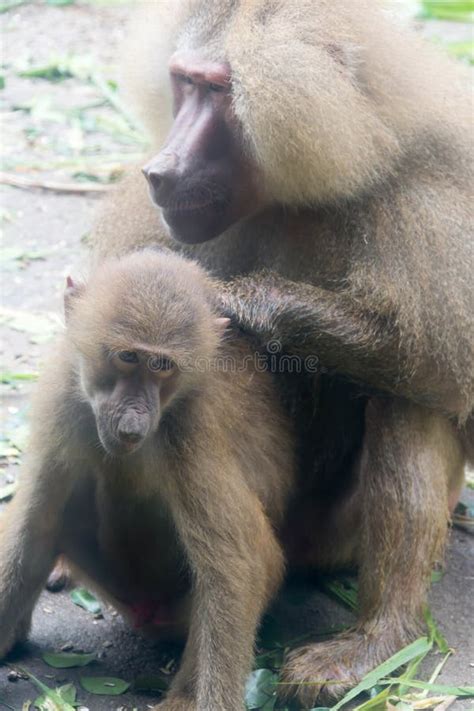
[90,0,473,704]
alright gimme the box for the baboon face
[142,51,266,244]
[81,349,177,457]
[137,0,408,238]
[66,253,227,456]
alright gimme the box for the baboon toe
[280,642,360,708]
[280,624,420,707]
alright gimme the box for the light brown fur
[0,251,294,711]
[67,0,473,705]
[96,0,473,418]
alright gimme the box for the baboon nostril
[118,429,142,444]
[142,159,179,206]
[150,172,165,192]
[117,413,145,444]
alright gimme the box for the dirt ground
[0,2,473,710]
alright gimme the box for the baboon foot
[280,630,403,707]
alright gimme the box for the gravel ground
[0,2,472,710]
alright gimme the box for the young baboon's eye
[118,351,139,364]
[148,355,176,378]
[209,82,225,93]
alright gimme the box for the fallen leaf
[80,677,130,696]
[42,651,96,669]
[70,588,102,615]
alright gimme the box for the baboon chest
[62,468,190,612]
[98,474,189,600]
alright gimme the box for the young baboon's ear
[215,317,231,334]
[64,276,85,321]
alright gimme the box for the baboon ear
[215,317,231,334]
[64,276,85,321]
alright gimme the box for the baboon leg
[281,398,463,706]
[0,461,73,657]
[157,469,285,711]
[46,556,72,592]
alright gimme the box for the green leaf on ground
[0,307,59,344]
[18,668,76,711]
[42,651,96,669]
[80,676,130,696]
[19,55,96,83]
[0,247,49,272]
[1,371,38,385]
[34,682,77,710]
[70,587,102,614]
[245,669,278,710]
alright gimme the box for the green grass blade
[424,607,450,653]
[329,637,433,710]
[322,579,358,612]
[397,652,430,697]
[380,678,474,695]
[17,668,76,711]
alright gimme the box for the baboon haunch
[70,0,474,705]
[0,251,294,710]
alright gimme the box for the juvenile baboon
[0,250,294,711]
[91,0,473,704]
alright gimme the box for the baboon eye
[209,82,225,93]
[118,351,139,364]
[148,355,176,378]
[178,74,194,86]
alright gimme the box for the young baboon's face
[66,253,225,457]
[81,348,178,457]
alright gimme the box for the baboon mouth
[163,197,228,216]
[99,432,145,457]
[165,199,219,213]
[121,440,143,453]
[160,184,231,216]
